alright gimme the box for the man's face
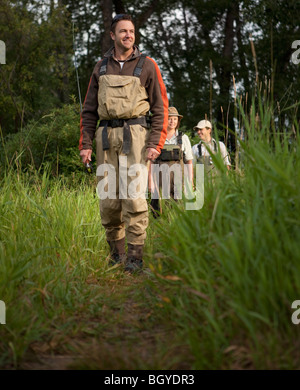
[197,127,211,142]
[110,20,135,52]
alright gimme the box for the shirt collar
[104,45,141,60]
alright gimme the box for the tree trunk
[100,0,113,56]
[217,2,237,154]
[57,0,70,103]
[219,3,235,100]
[113,0,126,14]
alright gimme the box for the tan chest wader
[95,54,151,263]
[150,133,185,217]
[196,140,218,175]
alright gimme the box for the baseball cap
[193,119,212,131]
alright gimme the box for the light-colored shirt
[164,130,193,161]
[192,138,231,166]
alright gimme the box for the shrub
[0,103,95,176]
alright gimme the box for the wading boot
[125,244,144,273]
[107,237,126,266]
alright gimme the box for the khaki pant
[95,124,149,245]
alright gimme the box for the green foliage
[0,0,74,134]
[0,169,107,367]
[2,0,300,145]
[0,96,299,369]
[1,0,300,368]
[0,103,90,176]
[0,169,181,370]
[139,0,300,148]
[147,96,300,369]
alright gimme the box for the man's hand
[80,149,92,164]
[146,147,160,162]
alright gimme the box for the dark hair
[110,14,135,33]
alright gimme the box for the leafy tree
[0,0,74,135]
[139,0,300,151]
[243,0,300,123]
[1,0,299,149]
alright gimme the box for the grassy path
[0,173,193,370]
[18,269,193,370]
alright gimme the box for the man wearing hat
[192,119,230,172]
[149,107,194,216]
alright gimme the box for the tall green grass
[0,168,183,370]
[147,97,300,369]
[1,96,300,369]
[0,170,111,367]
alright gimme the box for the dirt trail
[20,271,193,370]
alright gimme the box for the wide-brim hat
[193,119,212,131]
[168,106,183,119]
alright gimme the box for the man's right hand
[80,149,92,164]
[146,147,160,162]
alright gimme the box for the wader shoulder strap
[133,53,147,77]
[177,132,187,162]
[213,139,217,152]
[99,54,146,77]
[99,57,108,76]
[177,132,183,149]
[197,142,202,157]
[198,140,217,156]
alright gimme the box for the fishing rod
[73,23,92,174]
[72,22,82,112]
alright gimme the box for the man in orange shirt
[79,14,168,273]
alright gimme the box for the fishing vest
[196,139,218,172]
[97,54,150,154]
[156,133,184,162]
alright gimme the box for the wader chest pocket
[159,148,182,161]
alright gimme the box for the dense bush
[0,103,95,176]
